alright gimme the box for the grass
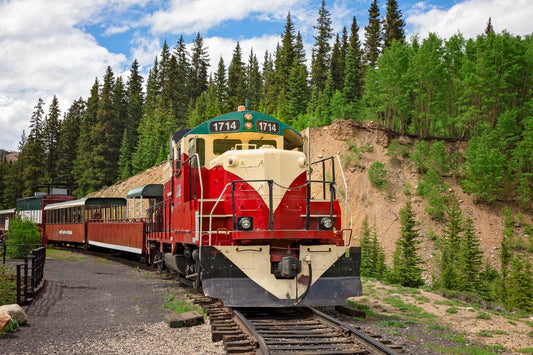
[0,264,17,305]
[426,343,507,354]
[476,312,491,320]
[46,247,86,262]
[446,307,459,314]
[163,294,204,315]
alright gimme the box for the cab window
[188,138,205,166]
[213,139,242,155]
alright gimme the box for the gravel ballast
[1,254,223,354]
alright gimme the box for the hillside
[0,149,19,162]
[91,120,533,274]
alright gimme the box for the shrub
[6,215,41,258]
[368,161,388,188]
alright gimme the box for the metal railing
[1,242,46,305]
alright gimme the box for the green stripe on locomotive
[186,110,301,137]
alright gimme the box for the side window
[188,138,205,167]
[213,139,242,155]
[249,140,277,149]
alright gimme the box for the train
[1,105,362,307]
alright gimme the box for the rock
[0,311,12,331]
[0,304,28,325]
[165,311,204,328]
[398,135,414,145]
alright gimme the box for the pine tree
[119,59,145,179]
[213,57,229,114]
[261,51,277,115]
[330,33,345,92]
[57,98,85,192]
[439,197,463,290]
[21,98,46,196]
[117,128,133,180]
[286,59,309,126]
[459,217,484,292]
[74,79,99,196]
[310,0,333,92]
[245,49,262,110]
[359,218,373,277]
[370,224,388,280]
[275,13,296,95]
[506,255,533,311]
[43,95,61,183]
[227,42,246,110]
[343,16,364,112]
[389,200,424,287]
[171,37,191,126]
[132,59,160,173]
[189,32,210,103]
[364,0,382,67]
[382,0,405,48]
[485,17,495,35]
[97,66,118,186]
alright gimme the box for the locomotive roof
[44,197,127,210]
[126,184,163,198]
[184,110,303,149]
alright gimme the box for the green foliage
[3,319,18,333]
[368,161,388,188]
[360,218,388,280]
[386,139,410,165]
[341,139,373,168]
[163,294,203,315]
[6,215,41,257]
[506,255,533,312]
[388,201,424,287]
[0,264,17,305]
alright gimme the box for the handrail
[308,154,351,239]
[208,183,233,248]
[183,153,204,244]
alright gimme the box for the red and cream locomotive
[145,105,362,307]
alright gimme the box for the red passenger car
[44,197,145,255]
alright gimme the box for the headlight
[238,217,253,230]
[320,217,333,230]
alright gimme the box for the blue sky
[1,0,531,151]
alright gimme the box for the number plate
[209,119,241,132]
[256,120,280,134]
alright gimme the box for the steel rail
[310,307,399,355]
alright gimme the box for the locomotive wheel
[193,263,201,290]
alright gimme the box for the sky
[0,0,531,151]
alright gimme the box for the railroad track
[203,303,403,354]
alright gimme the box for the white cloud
[406,0,533,39]
[144,0,300,35]
[0,0,128,150]
[204,35,281,71]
